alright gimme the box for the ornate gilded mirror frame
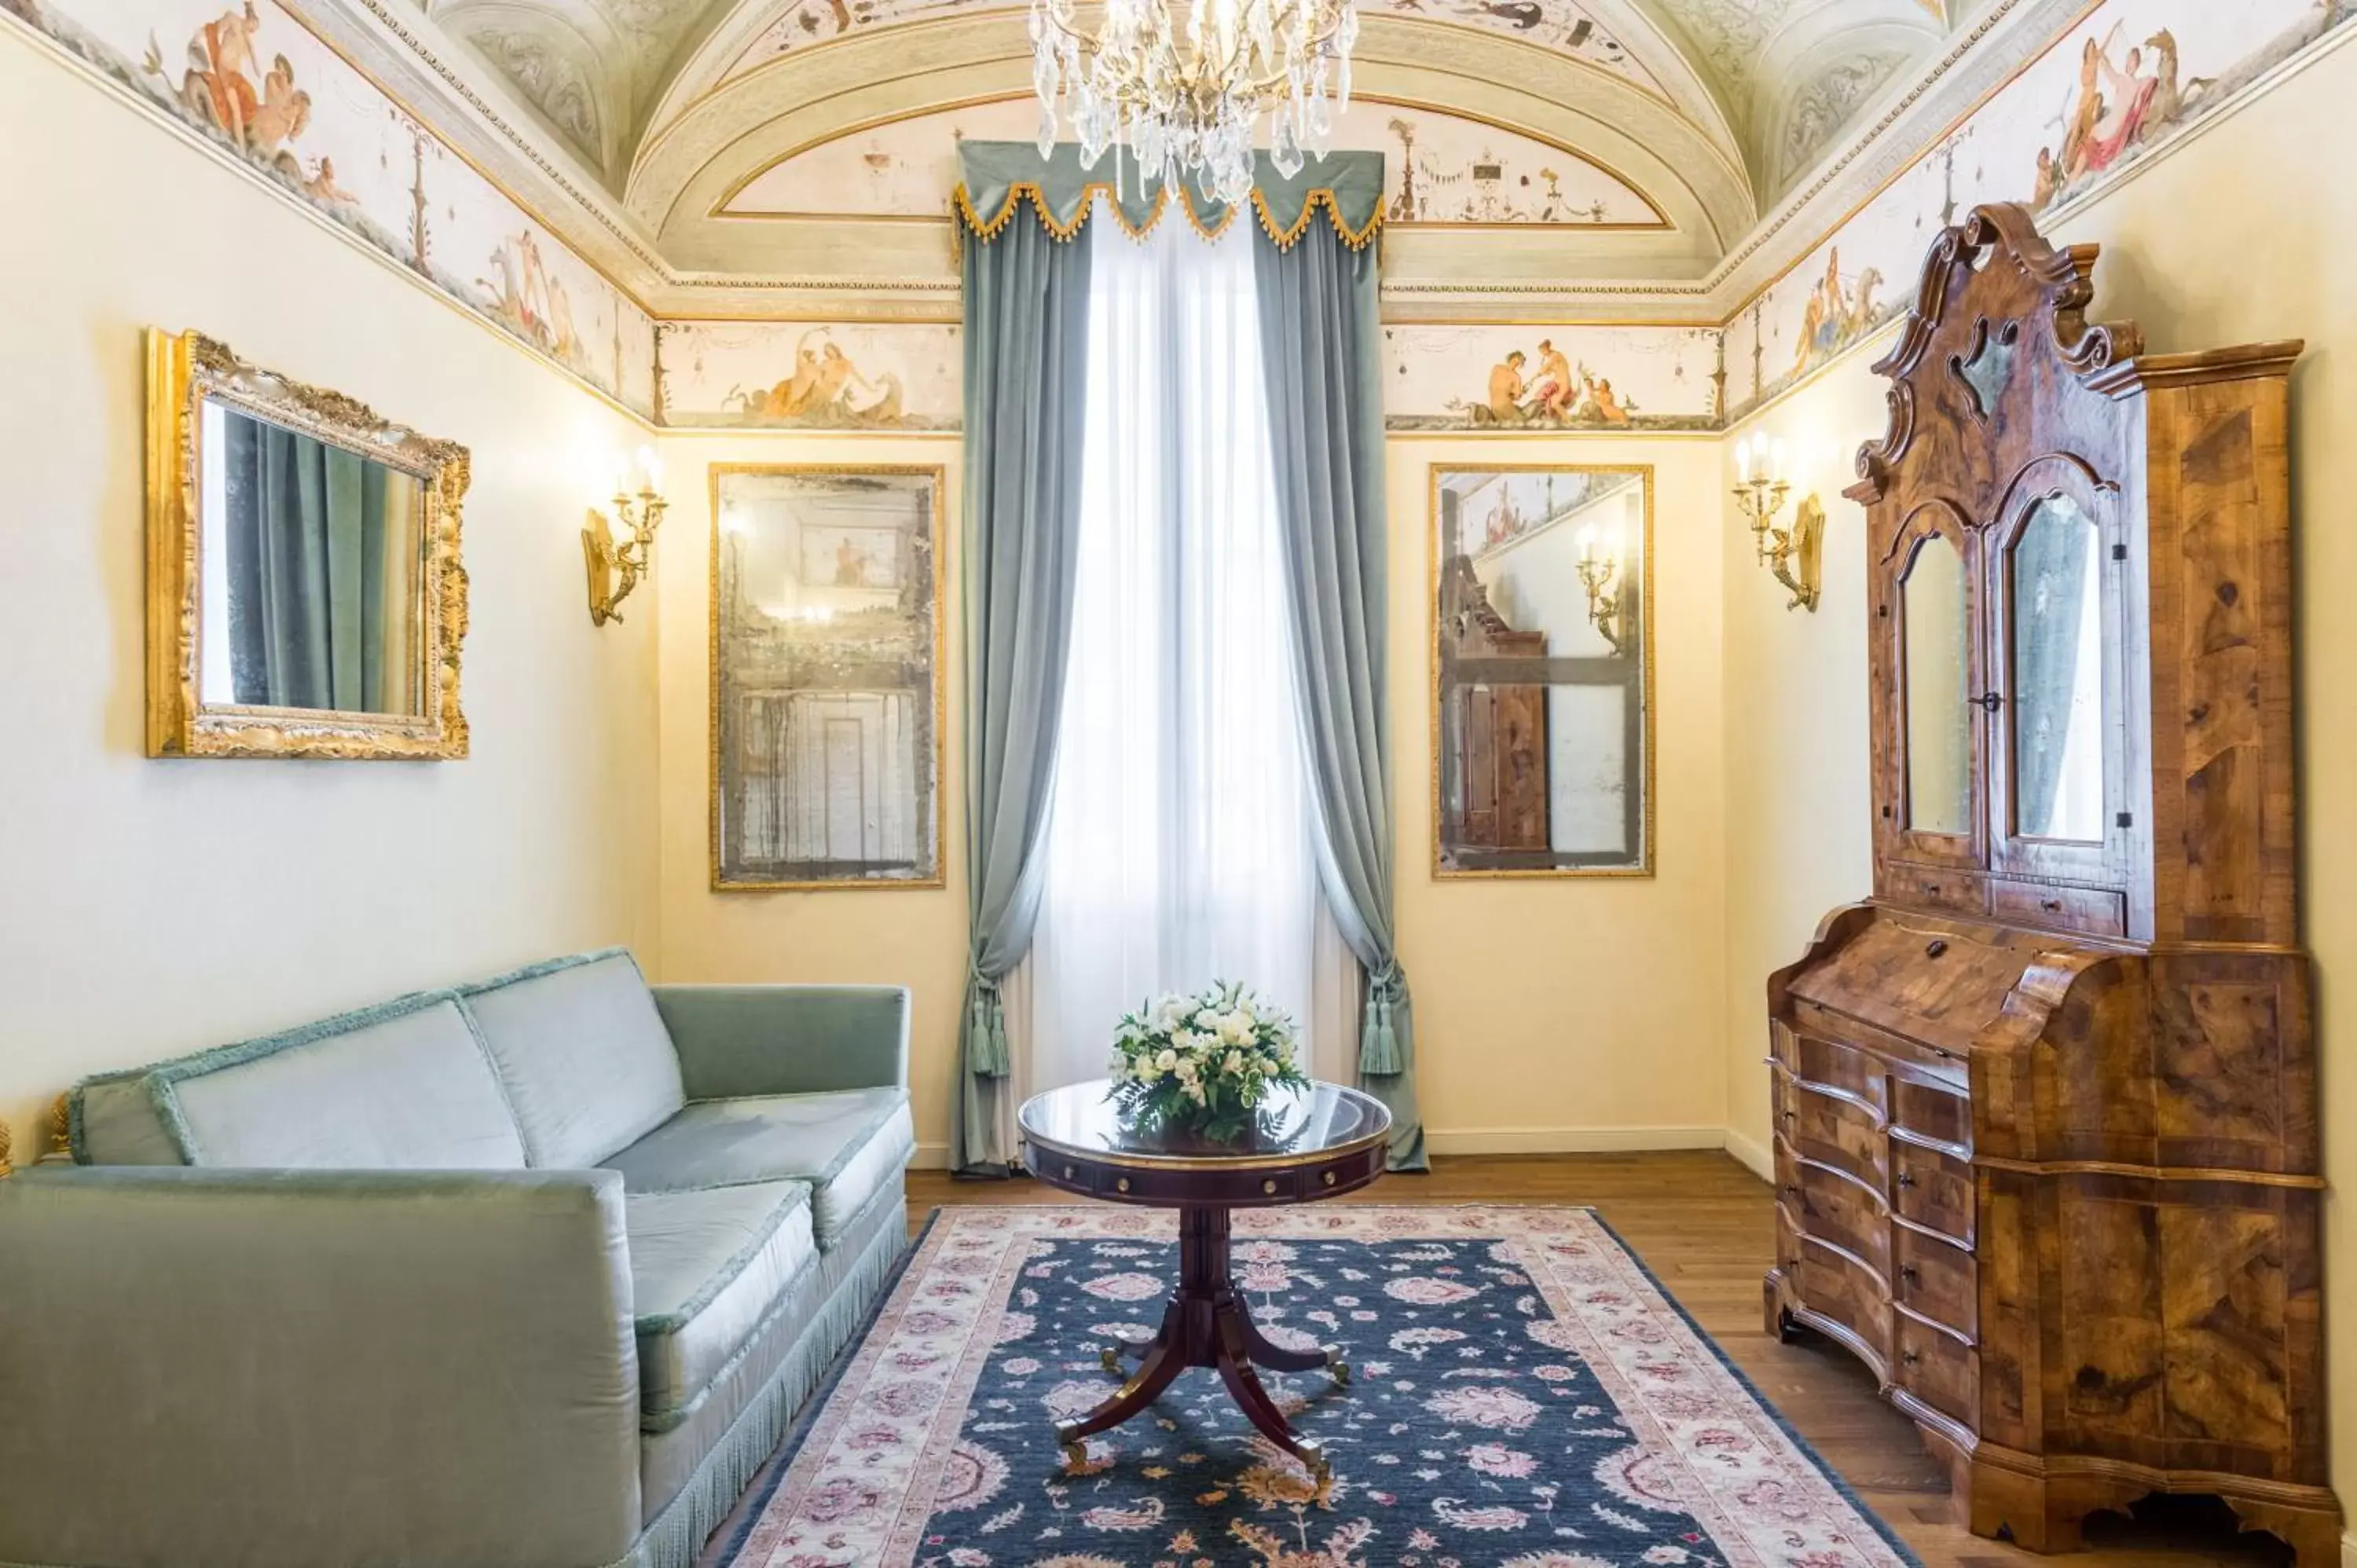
[145,329,471,760]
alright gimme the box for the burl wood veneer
[1764,203,2333,1562]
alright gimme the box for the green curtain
[1250,198,1427,1172]
[223,415,393,712]
[949,202,1096,1178]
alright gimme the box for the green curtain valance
[954,141,1384,251]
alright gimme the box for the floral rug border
[708,1204,1923,1568]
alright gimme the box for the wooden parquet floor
[907,1151,2294,1568]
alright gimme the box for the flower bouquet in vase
[1108,981,1310,1144]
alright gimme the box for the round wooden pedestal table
[1017,1079,1391,1487]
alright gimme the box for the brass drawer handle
[1899,1265,1919,1283]
[1115,1177,1131,1193]
[1901,1349,1922,1367]
[2042,898,2064,913]
[1063,1165,1076,1181]
[1782,1183,1800,1196]
[1930,1047,1956,1061]
[1895,1171,1916,1189]
[1925,939,1948,958]
[1322,1171,1337,1187]
[1262,1178,1279,1196]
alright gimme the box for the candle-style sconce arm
[1577,555,1627,654]
[1732,477,1823,613]
[584,490,665,626]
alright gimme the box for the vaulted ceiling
[424,0,1992,287]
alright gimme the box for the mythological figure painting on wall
[711,466,944,890]
[8,0,658,410]
[662,322,960,431]
[1724,0,2353,418]
[1385,326,1721,433]
[1431,465,1653,877]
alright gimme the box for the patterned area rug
[709,1206,1915,1568]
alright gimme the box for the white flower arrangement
[1107,981,1310,1142]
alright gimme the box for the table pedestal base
[1055,1206,1347,1486]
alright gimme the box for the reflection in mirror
[198,400,427,715]
[1433,467,1650,875]
[1902,532,1972,837]
[2011,495,2105,841]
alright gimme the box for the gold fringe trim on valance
[951,181,1382,253]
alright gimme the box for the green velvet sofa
[0,948,915,1568]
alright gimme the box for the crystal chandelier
[1029,0,1360,203]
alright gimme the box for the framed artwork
[710,464,945,889]
[1430,463,1654,877]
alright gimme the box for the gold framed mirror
[145,330,471,760]
[1431,463,1655,878]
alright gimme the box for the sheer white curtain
[1006,215,1357,1103]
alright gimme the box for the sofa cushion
[460,951,685,1170]
[603,1089,914,1248]
[147,993,526,1169]
[626,1181,815,1431]
[71,1072,181,1165]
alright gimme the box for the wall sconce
[1732,435,1823,613]
[584,445,665,626]
[1576,522,1628,654]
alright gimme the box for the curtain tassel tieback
[1359,962,1409,1077]
[967,969,1013,1079]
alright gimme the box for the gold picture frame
[708,463,948,891]
[1429,462,1656,879]
[145,328,471,760]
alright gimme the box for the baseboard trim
[1721,1127,1774,1181]
[2341,1530,2357,1568]
[911,1141,951,1171]
[1423,1125,1728,1156]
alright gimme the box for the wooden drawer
[1789,1033,1889,1115]
[1891,1079,1972,1152]
[1790,1080,1889,1192]
[1893,1313,1978,1431]
[1885,864,1989,916]
[1793,1158,1890,1279]
[1893,1224,1978,1339]
[1893,1140,1975,1241]
[1796,1235,1892,1365]
[1991,879,2127,937]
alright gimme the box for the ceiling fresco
[418,0,1981,278]
[719,97,1670,229]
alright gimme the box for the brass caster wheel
[1302,1442,1332,1493]
[1056,1423,1089,1472]
[1100,1344,1124,1375]
[1326,1350,1351,1387]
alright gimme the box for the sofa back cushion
[460,950,685,1169]
[71,1073,185,1165]
[152,993,527,1169]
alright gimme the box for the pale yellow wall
[1393,438,1729,1150]
[0,37,661,1152]
[1717,36,2357,1511]
[649,434,1731,1163]
[649,437,971,1163]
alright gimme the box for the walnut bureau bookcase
[1763,203,2333,1560]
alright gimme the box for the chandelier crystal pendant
[1029,0,1360,203]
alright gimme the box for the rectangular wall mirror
[146,330,470,760]
[1431,464,1653,877]
[710,463,944,890]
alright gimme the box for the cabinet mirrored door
[1988,485,2127,885]
[1893,518,1985,868]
